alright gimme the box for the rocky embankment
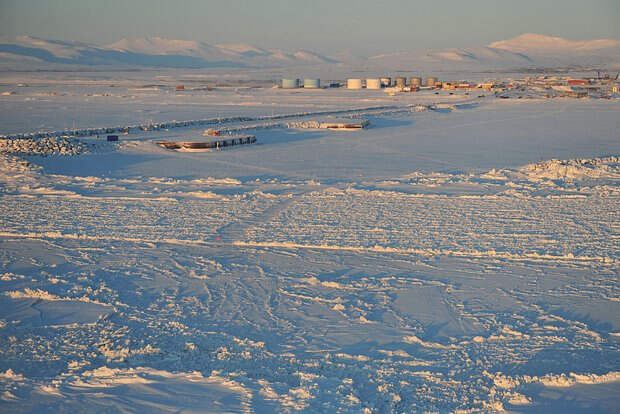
[0,137,92,156]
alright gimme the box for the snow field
[1,150,618,412]
[0,81,619,412]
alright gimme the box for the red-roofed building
[567,79,588,86]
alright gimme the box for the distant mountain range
[1,33,619,71]
[369,34,620,71]
[0,36,338,69]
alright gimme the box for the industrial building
[304,79,320,88]
[478,82,496,90]
[282,79,300,89]
[567,79,589,86]
[347,79,363,89]
[366,78,381,89]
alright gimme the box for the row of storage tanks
[281,77,438,89]
[348,77,438,89]
[282,78,320,89]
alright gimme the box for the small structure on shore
[157,135,256,151]
[287,118,369,131]
[202,129,220,136]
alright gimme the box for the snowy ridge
[490,370,620,390]
[5,288,113,308]
[3,367,254,412]
[232,240,614,265]
[518,157,620,181]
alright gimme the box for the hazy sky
[1,0,619,55]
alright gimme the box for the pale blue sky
[1,0,618,55]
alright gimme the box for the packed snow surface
[0,76,619,413]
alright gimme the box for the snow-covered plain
[0,75,619,413]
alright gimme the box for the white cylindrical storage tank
[366,78,381,89]
[347,78,362,89]
[426,77,437,87]
[410,77,422,87]
[282,78,300,89]
[304,78,320,88]
[380,77,391,87]
[395,77,407,87]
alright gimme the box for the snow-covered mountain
[0,36,338,69]
[489,33,620,53]
[107,37,229,60]
[216,43,272,59]
[369,47,533,70]
[0,34,618,71]
[108,38,338,65]
[370,33,620,71]
[487,33,620,68]
[0,36,223,68]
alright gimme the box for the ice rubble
[519,156,620,181]
[489,370,620,389]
